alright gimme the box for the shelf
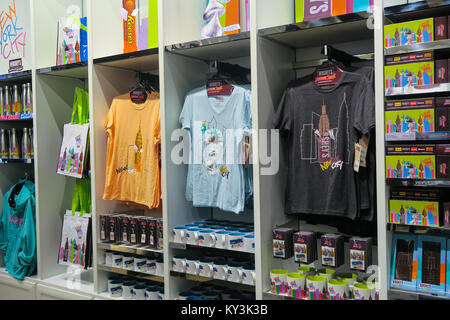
[384,1,450,23]
[94,48,159,73]
[385,132,450,142]
[97,264,164,283]
[165,32,250,61]
[0,114,33,122]
[0,70,32,82]
[0,159,34,164]
[97,242,163,255]
[388,223,450,232]
[385,39,450,56]
[385,83,450,97]
[259,14,373,49]
[386,178,450,188]
[36,62,88,80]
[170,271,255,288]
[169,242,255,255]
[264,291,306,300]
[389,288,450,300]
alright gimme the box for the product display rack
[382,1,450,301]
[0,0,448,301]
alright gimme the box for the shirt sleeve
[273,88,292,132]
[154,101,161,146]
[354,78,376,135]
[104,99,116,137]
[17,198,36,269]
[179,93,193,130]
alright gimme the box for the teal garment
[0,179,37,280]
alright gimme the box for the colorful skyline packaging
[390,233,418,291]
[386,145,436,180]
[384,18,434,48]
[385,98,435,134]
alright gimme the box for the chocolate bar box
[437,144,450,178]
[385,98,435,134]
[386,145,436,179]
[385,18,434,48]
[273,228,294,259]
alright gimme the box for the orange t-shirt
[103,92,161,209]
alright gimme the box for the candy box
[444,203,450,228]
[386,145,436,179]
[349,237,373,272]
[390,233,418,291]
[389,188,440,227]
[321,234,344,268]
[385,98,435,135]
[435,97,450,132]
[447,238,450,297]
[434,16,448,41]
[417,235,447,296]
[273,228,294,259]
[436,144,450,179]
[384,18,434,48]
[293,231,317,264]
[385,51,435,89]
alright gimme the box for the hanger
[130,73,150,104]
[206,61,250,96]
[313,45,345,86]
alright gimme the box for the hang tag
[243,135,250,168]
[358,135,370,168]
[130,89,147,104]
[207,79,234,96]
[354,143,362,173]
[314,64,343,86]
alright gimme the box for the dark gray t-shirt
[274,72,375,220]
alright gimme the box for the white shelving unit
[0,0,448,300]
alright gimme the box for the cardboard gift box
[385,98,435,134]
[321,234,344,268]
[417,235,447,296]
[389,188,440,227]
[447,239,450,297]
[349,237,373,272]
[436,144,450,179]
[384,18,434,48]
[385,51,435,89]
[273,228,295,259]
[386,145,436,180]
[434,16,448,41]
[390,233,418,291]
[293,231,317,264]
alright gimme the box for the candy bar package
[273,228,294,259]
[447,238,450,297]
[384,18,434,48]
[444,202,450,228]
[293,231,317,264]
[434,16,448,41]
[99,214,109,242]
[436,144,450,179]
[147,218,157,249]
[390,233,418,291]
[321,234,344,268]
[156,218,164,250]
[385,98,435,135]
[417,235,447,296]
[349,237,373,272]
[138,217,149,246]
[435,97,450,132]
[436,59,449,84]
[128,216,139,245]
[119,215,131,244]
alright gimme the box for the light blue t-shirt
[180,85,252,214]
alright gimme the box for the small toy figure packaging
[293,231,317,264]
[273,228,294,259]
[349,237,373,272]
[417,235,447,296]
[385,98,435,135]
[384,18,434,48]
[321,234,344,268]
[385,51,435,89]
[390,233,418,291]
[389,188,440,227]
